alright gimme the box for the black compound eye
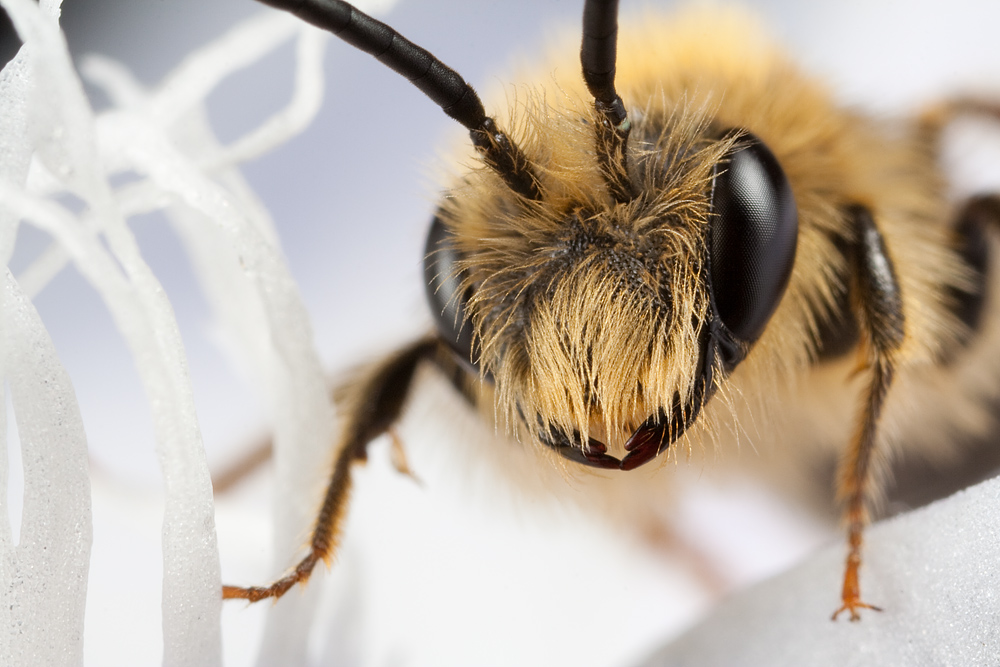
[710,131,798,347]
[423,214,478,371]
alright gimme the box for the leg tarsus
[831,526,883,621]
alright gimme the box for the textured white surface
[0,2,91,666]
[640,474,1000,667]
[1,0,227,660]
[0,274,92,666]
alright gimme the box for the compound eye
[423,214,478,370]
[710,131,798,346]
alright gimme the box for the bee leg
[222,338,440,602]
[831,205,904,621]
[211,435,274,495]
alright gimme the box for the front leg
[832,205,905,621]
[223,338,440,602]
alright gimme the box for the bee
[221,0,1000,625]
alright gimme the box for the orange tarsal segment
[831,525,882,621]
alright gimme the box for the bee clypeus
[222,0,1000,623]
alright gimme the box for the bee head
[418,0,796,470]
[426,102,797,470]
[425,103,797,467]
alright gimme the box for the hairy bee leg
[213,343,454,497]
[830,205,905,621]
[222,338,440,602]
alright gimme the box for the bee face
[426,103,798,469]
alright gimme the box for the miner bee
[222,0,1000,624]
